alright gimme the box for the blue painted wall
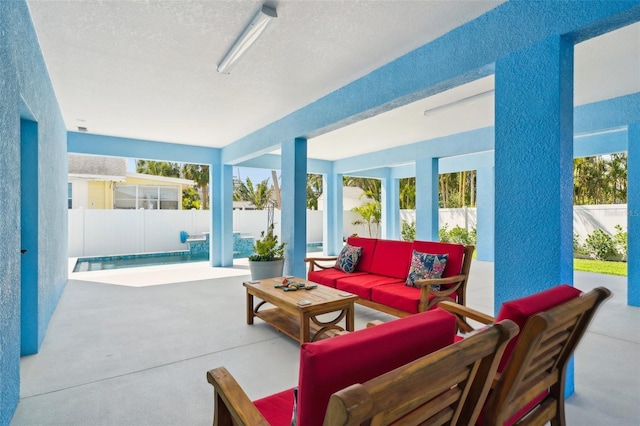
[0,2,68,424]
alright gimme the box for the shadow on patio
[11,260,640,425]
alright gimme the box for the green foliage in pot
[249,224,286,261]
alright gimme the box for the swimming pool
[73,251,208,272]
[73,242,324,272]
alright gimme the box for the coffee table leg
[246,291,254,325]
[301,312,311,343]
[346,303,355,332]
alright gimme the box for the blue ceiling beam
[221,1,640,165]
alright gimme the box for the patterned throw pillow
[405,250,448,288]
[334,244,363,273]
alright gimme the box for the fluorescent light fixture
[217,5,277,74]
[423,89,494,117]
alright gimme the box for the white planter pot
[248,259,285,280]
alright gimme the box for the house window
[68,182,73,209]
[114,185,179,210]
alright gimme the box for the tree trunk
[271,170,281,209]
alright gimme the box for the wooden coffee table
[244,276,357,344]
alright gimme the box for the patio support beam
[494,36,575,391]
[629,123,640,307]
[476,166,494,261]
[281,138,307,278]
[211,164,233,267]
[221,2,640,166]
[381,169,399,240]
[415,158,439,241]
[323,171,343,256]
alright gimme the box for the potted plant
[248,224,286,280]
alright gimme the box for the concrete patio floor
[10,259,640,425]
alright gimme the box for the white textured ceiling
[27,1,640,162]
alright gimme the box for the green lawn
[574,258,627,276]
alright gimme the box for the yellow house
[68,154,194,210]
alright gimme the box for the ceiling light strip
[217,5,277,74]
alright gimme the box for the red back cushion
[412,240,466,278]
[495,284,582,371]
[296,308,456,426]
[369,239,413,279]
[346,237,378,272]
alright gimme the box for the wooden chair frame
[439,287,611,426]
[323,319,518,426]
[206,319,518,426]
[305,245,475,321]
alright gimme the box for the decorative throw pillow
[334,244,363,273]
[405,250,448,288]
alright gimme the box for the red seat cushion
[371,282,456,314]
[412,240,466,278]
[254,388,296,426]
[296,308,456,426]
[308,268,367,288]
[336,274,403,300]
[346,237,378,273]
[368,239,413,279]
[495,284,582,371]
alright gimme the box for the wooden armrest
[413,274,465,288]
[304,256,338,262]
[437,301,495,325]
[207,367,269,426]
[304,256,338,272]
[366,320,385,328]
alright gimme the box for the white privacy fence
[68,205,629,257]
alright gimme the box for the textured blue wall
[495,35,575,303]
[0,2,68,424]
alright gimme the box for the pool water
[73,252,208,272]
[73,242,324,272]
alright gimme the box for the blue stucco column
[415,158,439,241]
[211,163,233,267]
[629,123,640,307]
[495,36,574,393]
[381,170,400,239]
[476,166,494,261]
[282,138,307,277]
[323,171,343,256]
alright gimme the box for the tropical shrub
[401,220,416,242]
[439,223,476,246]
[613,224,627,260]
[583,229,617,260]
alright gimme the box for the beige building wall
[87,181,113,209]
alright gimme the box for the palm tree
[136,160,180,177]
[182,164,210,210]
[233,177,272,209]
[399,177,415,209]
[307,174,323,210]
[343,177,381,202]
[351,201,381,238]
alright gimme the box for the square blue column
[495,35,574,304]
[211,163,233,267]
[476,166,495,261]
[495,35,574,394]
[323,171,343,256]
[381,169,400,240]
[281,138,307,277]
[629,123,640,307]
[415,158,439,241]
